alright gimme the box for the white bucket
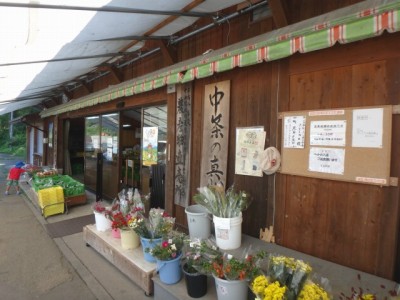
[213,213,242,250]
[94,211,112,232]
[185,205,211,239]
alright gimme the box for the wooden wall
[51,0,400,280]
[274,32,400,279]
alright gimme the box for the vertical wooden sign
[200,80,231,187]
[174,83,192,206]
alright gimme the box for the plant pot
[185,204,211,239]
[111,228,121,238]
[140,236,162,262]
[182,263,208,298]
[94,211,112,232]
[156,253,183,285]
[214,275,248,300]
[213,213,242,250]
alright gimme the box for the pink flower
[171,252,176,258]
[162,241,169,248]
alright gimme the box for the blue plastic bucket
[157,253,183,285]
[140,237,162,262]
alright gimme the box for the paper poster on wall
[309,147,345,175]
[352,108,383,148]
[310,120,346,146]
[142,127,158,166]
[235,127,265,177]
[284,116,306,148]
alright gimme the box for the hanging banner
[235,127,266,177]
[200,80,230,187]
[142,127,158,166]
[174,83,192,207]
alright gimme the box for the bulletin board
[280,105,393,186]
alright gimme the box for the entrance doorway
[120,104,167,208]
[73,103,168,204]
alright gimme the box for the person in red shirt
[5,161,25,195]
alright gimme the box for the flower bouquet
[109,211,127,230]
[182,238,221,275]
[250,254,332,300]
[92,201,111,216]
[193,184,252,218]
[128,207,175,262]
[184,239,267,281]
[129,207,175,239]
[193,184,252,250]
[147,231,186,261]
[148,231,187,285]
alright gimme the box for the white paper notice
[309,147,345,175]
[284,116,306,148]
[352,108,383,148]
[235,128,266,177]
[310,120,346,146]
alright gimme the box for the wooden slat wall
[51,0,400,280]
[278,33,400,279]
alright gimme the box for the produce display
[32,174,85,197]
[34,169,58,178]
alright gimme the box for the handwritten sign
[284,116,306,148]
[200,81,230,187]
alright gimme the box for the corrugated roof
[0,0,245,115]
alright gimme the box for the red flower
[162,241,169,248]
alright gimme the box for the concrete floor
[0,155,153,300]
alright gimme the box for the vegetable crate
[65,193,87,207]
[37,186,65,218]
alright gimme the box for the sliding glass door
[84,113,119,199]
[142,105,167,208]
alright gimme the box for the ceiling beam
[155,40,176,66]
[96,35,171,42]
[79,80,93,94]
[107,66,124,83]
[0,2,213,18]
[268,0,288,28]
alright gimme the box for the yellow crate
[37,186,65,218]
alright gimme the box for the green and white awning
[41,0,400,118]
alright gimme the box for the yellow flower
[263,281,287,300]
[298,281,329,300]
[252,275,269,296]
[360,294,375,300]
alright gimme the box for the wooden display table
[83,224,157,295]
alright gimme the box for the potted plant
[193,184,252,249]
[128,207,175,262]
[147,231,186,285]
[189,239,266,300]
[181,239,212,298]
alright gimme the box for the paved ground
[0,154,153,300]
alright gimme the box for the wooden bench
[83,224,157,295]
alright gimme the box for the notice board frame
[280,105,393,186]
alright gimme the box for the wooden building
[26,0,400,282]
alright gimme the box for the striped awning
[41,0,400,118]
